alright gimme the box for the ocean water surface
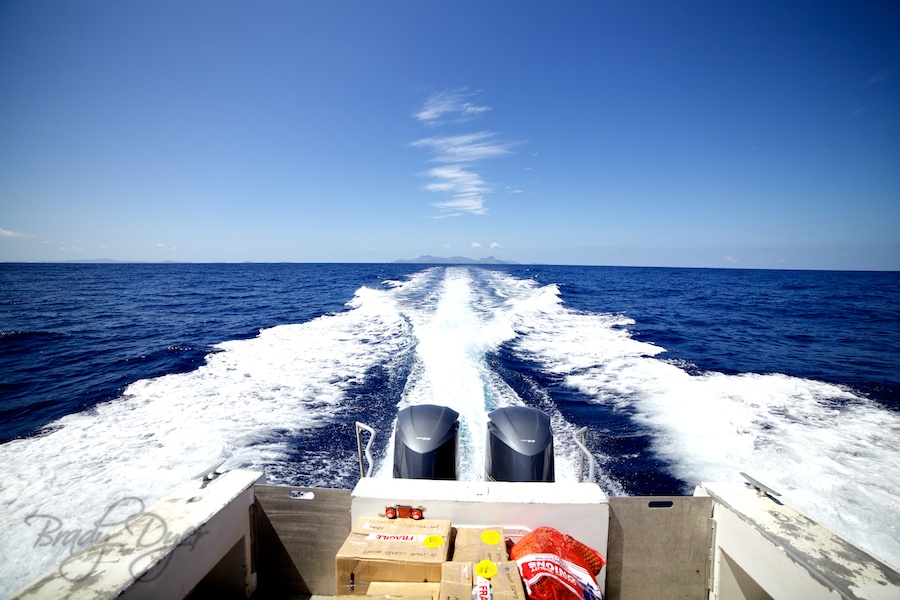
[1,263,898,596]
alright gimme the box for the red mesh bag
[510,526,606,600]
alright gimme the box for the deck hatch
[606,496,713,600]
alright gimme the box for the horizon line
[1,258,897,274]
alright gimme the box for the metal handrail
[355,421,376,478]
[572,426,594,483]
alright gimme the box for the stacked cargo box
[336,519,525,600]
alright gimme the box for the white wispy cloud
[423,165,490,215]
[412,89,520,216]
[867,66,897,86]
[412,132,512,163]
[414,88,491,125]
[58,241,85,252]
[471,242,482,249]
[0,228,25,237]
[490,242,503,249]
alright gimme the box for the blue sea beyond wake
[1,263,898,595]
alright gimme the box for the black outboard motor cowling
[393,404,460,480]
[485,406,555,482]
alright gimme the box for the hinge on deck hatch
[249,502,258,577]
[707,517,717,596]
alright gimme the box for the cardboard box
[491,562,526,600]
[339,596,434,600]
[341,596,434,600]
[367,581,441,600]
[336,517,452,595]
[440,561,473,600]
[470,560,526,600]
[452,527,507,563]
[339,597,433,600]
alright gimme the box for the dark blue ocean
[1,263,899,593]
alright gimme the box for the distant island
[393,255,518,265]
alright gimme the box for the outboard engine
[393,404,460,480]
[485,406,555,482]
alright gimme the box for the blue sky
[1,1,898,269]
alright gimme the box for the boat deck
[13,470,900,600]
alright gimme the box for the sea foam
[2,266,897,598]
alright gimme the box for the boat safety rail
[573,426,595,483]
[355,421,376,478]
